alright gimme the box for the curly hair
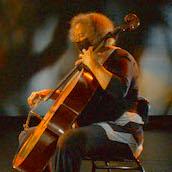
[69,12,114,45]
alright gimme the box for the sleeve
[104,49,133,99]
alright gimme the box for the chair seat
[84,154,145,172]
[83,97,149,172]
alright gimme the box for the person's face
[73,23,87,42]
[73,23,92,51]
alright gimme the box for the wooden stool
[84,97,149,172]
[85,154,145,172]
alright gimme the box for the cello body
[13,70,97,172]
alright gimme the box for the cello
[13,13,140,172]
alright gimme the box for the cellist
[19,12,144,172]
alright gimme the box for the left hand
[75,46,97,69]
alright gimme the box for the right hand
[27,89,52,108]
[27,91,43,108]
[27,89,61,107]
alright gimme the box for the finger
[28,93,34,104]
[27,92,38,106]
[30,92,37,100]
[79,54,83,58]
[28,98,34,107]
[28,96,34,107]
[75,59,83,66]
[82,49,86,53]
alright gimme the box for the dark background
[0,0,171,116]
[0,1,172,172]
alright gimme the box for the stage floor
[0,117,172,172]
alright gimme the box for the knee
[18,127,36,146]
[57,129,84,151]
[57,129,76,150]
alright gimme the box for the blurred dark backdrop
[0,1,172,172]
[0,0,172,116]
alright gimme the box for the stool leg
[105,161,112,172]
[91,161,96,172]
[140,166,145,172]
[135,158,145,172]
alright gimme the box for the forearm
[89,60,113,89]
[89,59,131,98]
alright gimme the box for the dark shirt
[77,47,139,126]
